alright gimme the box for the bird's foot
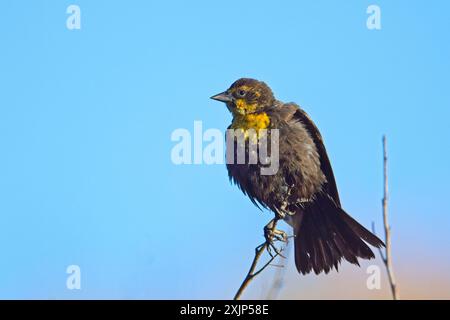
[263,218,288,258]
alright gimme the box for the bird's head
[211,78,275,116]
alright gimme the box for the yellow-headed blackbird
[211,78,384,275]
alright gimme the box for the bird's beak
[210,91,233,103]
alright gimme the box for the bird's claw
[263,220,288,259]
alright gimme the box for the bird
[211,78,385,275]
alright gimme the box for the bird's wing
[282,103,342,207]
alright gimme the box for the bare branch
[233,219,286,300]
[373,136,400,300]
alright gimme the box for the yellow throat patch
[234,98,257,114]
[230,112,271,139]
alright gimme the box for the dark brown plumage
[211,78,384,275]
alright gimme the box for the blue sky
[0,1,449,299]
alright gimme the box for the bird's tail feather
[293,193,385,275]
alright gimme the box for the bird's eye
[237,89,246,97]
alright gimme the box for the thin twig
[373,136,399,300]
[382,136,399,300]
[234,220,285,300]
